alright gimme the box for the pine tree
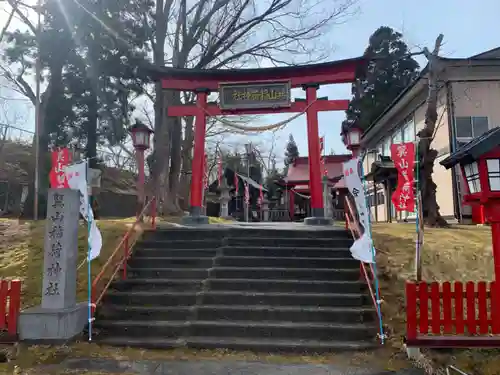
[284,134,299,173]
[344,26,420,131]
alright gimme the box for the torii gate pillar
[303,84,332,225]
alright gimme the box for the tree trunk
[164,90,183,214]
[179,115,194,210]
[86,91,98,169]
[417,34,449,228]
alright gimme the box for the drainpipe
[445,81,461,222]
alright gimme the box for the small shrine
[405,127,500,348]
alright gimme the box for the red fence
[406,281,500,347]
[0,279,22,342]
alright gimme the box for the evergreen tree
[343,26,420,131]
[284,134,299,173]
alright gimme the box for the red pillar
[189,90,209,216]
[304,84,324,217]
[289,190,295,221]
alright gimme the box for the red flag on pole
[319,136,328,177]
[258,185,264,206]
[390,142,416,213]
[234,172,239,194]
[244,182,250,205]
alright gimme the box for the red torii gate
[146,57,365,224]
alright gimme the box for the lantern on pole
[341,124,363,158]
[128,120,154,217]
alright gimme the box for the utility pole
[33,0,42,220]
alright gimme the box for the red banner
[234,173,239,194]
[49,148,71,188]
[244,182,250,205]
[391,142,416,213]
[258,184,264,206]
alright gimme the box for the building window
[392,130,402,145]
[382,137,391,156]
[402,118,415,142]
[455,116,489,147]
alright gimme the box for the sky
[1,0,499,164]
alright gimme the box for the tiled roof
[285,154,352,189]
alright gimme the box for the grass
[1,220,498,374]
[372,223,500,374]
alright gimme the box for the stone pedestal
[18,189,87,343]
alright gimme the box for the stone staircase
[95,227,378,353]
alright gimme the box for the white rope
[198,99,317,133]
[291,189,311,199]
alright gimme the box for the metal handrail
[344,196,381,321]
[91,197,156,310]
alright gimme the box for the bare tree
[417,34,449,227]
[149,0,358,214]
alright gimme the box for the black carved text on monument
[47,262,62,277]
[52,193,65,209]
[45,282,60,296]
[48,225,64,239]
[49,241,63,258]
[50,211,64,223]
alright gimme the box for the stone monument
[18,188,88,342]
[219,179,231,219]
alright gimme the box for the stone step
[134,248,218,258]
[210,267,360,281]
[127,267,210,279]
[95,319,376,342]
[98,304,375,324]
[103,290,367,307]
[127,256,358,270]
[128,257,214,269]
[142,229,226,241]
[226,237,353,248]
[221,246,352,258]
[111,278,204,292]
[95,336,377,353]
[126,266,360,281]
[111,278,364,294]
[136,239,221,250]
[207,278,364,294]
[215,256,359,269]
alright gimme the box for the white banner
[343,157,375,263]
[64,161,101,261]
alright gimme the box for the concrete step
[102,290,367,307]
[207,278,364,294]
[134,248,218,258]
[95,319,376,342]
[226,237,352,248]
[211,267,360,281]
[111,278,204,292]
[111,278,363,294]
[136,239,221,250]
[215,256,359,269]
[103,290,198,306]
[221,246,351,258]
[142,229,226,241]
[128,257,214,269]
[200,291,366,307]
[97,304,375,324]
[95,335,377,353]
[97,305,193,321]
[127,267,210,279]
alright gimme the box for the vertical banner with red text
[49,148,71,188]
[390,142,416,213]
[217,152,223,186]
[203,154,209,190]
